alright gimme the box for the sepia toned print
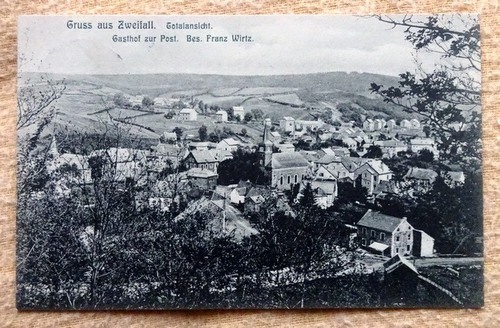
[16,15,482,309]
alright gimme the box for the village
[44,91,481,288]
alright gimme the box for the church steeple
[261,118,273,166]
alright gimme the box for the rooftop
[357,210,406,233]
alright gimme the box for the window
[319,173,324,177]
[287,175,291,184]
[362,238,366,246]
[396,236,400,242]
[362,227,367,235]
[380,232,385,241]
[408,232,411,240]
[295,175,298,183]
[280,176,283,185]
[396,247,399,254]
[407,245,411,252]
[371,230,376,238]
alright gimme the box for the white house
[233,106,245,120]
[178,108,198,121]
[354,160,393,195]
[363,119,375,132]
[215,110,228,122]
[410,118,421,129]
[386,119,397,131]
[408,138,439,157]
[280,116,296,133]
[217,138,241,152]
[400,119,411,129]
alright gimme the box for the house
[309,179,338,209]
[178,108,198,121]
[374,119,385,131]
[186,168,218,191]
[412,229,435,257]
[316,154,339,169]
[354,160,393,195]
[176,197,258,242]
[315,165,338,180]
[363,119,375,132]
[269,152,310,190]
[161,132,178,143]
[184,150,218,171]
[404,167,438,190]
[280,116,296,133]
[232,106,245,120]
[410,118,421,129]
[244,185,273,214]
[215,110,228,122]
[269,131,282,143]
[386,119,396,131]
[318,133,333,143]
[374,139,407,158]
[400,119,411,128]
[357,210,414,257]
[295,120,323,132]
[209,149,233,163]
[443,171,465,188]
[408,138,438,157]
[342,137,358,150]
[230,187,247,205]
[217,138,240,152]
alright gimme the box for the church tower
[259,118,273,167]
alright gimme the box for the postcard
[16,15,483,309]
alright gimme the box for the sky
[18,15,453,76]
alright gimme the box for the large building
[357,210,435,258]
[178,108,198,121]
[259,120,309,190]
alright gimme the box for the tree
[251,108,264,121]
[198,125,208,141]
[369,15,481,165]
[244,112,253,123]
[363,145,383,158]
[142,96,155,108]
[423,125,431,137]
[417,148,434,163]
[112,93,130,108]
[172,127,183,141]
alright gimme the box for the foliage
[217,148,269,185]
[141,96,155,108]
[198,125,208,142]
[363,145,383,158]
[370,14,481,166]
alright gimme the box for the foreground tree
[370,14,481,166]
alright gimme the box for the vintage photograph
[16,15,482,309]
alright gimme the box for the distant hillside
[22,71,400,98]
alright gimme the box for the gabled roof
[384,254,419,274]
[220,138,240,146]
[405,167,438,181]
[316,154,339,165]
[297,150,320,163]
[363,160,392,175]
[188,150,217,163]
[179,108,197,114]
[311,180,337,195]
[357,210,406,233]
